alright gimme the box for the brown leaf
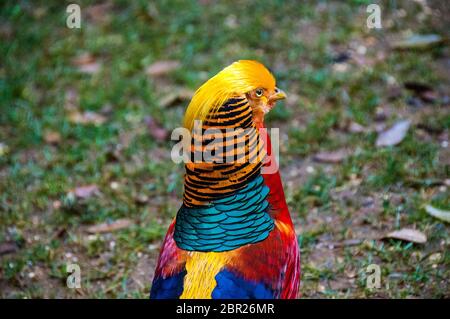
[420,90,438,103]
[79,62,101,74]
[376,120,411,147]
[0,242,19,256]
[85,2,113,24]
[385,228,427,244]
[404,82,437,103]
[44,130,61,144]
[392,34,443,50]
[72,53,95,65]
[52,200,62,209]
[329,278,353,291]
[331,52,351,63]
[347,121,367,133]
[374,108,388,122]
[374,122,387,133]
[69,111,107,125]
[64,88,79,111]
[71,185,100,199]
[344,267,357,278]
[72,53,101,74]
[159,89,194,107]
[105,144,123,162]
[145,116,168,143]
[53,227,67,239]
[0,142,9,156]
[404,82,433,94]
[146,60,180,77]
[387,85,403,100]
[313,149,349,164]
[0,23,13,40]
[336,239,363,247]
[134,194,149,205]
[87,219,132,234]
[424,205,450,223]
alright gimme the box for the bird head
[246,84,287,127]
[183,60,286,130]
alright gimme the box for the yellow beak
[270,87,287,102]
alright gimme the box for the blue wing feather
[212,269,274,299]
[150,270,187,299]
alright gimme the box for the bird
[150,60,300,299]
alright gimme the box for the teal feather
[173,174,274,252]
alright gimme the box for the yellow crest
[183,60,276,130]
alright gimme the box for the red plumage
[152,125,300,298]
[151,60,300,299]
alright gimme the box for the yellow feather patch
[183,60,276,130]
[180,251,229,299]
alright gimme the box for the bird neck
[182,97,265,207]
[256,121,294,226]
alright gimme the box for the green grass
[1,0,449,298]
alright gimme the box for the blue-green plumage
[173,175,274,252]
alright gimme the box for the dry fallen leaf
[135,194,149,205]
[145,116,168,143]
[387,85,403,100]
[85,2,113,24]
[0,242,19,256]
[146,60,180,77]
[317,283,326,293]
[392,34,443,50]
[424,205,450,223]
[52,200,62,209]
[374,122,386,133]
[44,130,61,144]
[71,185,100,199]
[159,88,194,108]
[0,23,13,40]
[344,267,357,278]
[348,121,367,133]
[87,219,132,234]
[376,120,411,147]
[404,82,437,103]
[0,142,9,156]
[385,228,427,244]
[428,253,442,264]
[64,88,79,111]
[332,63,349,73]
[72,53,95,65]
[329,278,352,291]
[72,53,101,74]
[78,62,101,74]
[313,149,349,164]
[69,111,107,125]
[375,107,388,122]
[332,52,351,63]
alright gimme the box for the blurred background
[0,0,448,298]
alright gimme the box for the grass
[1,0,449,298]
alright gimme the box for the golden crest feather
[183,60,276,130]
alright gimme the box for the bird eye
[255,88,264,97]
